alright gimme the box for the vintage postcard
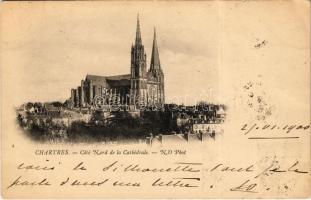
[1,0,310,198]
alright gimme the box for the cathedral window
[93,86,96,99]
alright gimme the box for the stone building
[70,15,165,109]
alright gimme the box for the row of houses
[175,105,225,134]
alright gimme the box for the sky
[1,1,220,106]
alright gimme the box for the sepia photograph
[15,14,226,144]
[14,10,226,144]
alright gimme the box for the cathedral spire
[135,14,142,45]
[150,27,161,69]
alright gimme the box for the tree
[51,101,63,107]
[25,102,34,110]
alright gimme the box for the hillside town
[16,102,225,144]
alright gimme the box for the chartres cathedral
[70,15,165,109]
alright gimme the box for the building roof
[85,74,131,82]
[106,74,131,81]
[85,74,131,88]
[217,108,226,115]
[85,75,107,82]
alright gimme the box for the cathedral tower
[130,15,148,106]
[147,28,165,106]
